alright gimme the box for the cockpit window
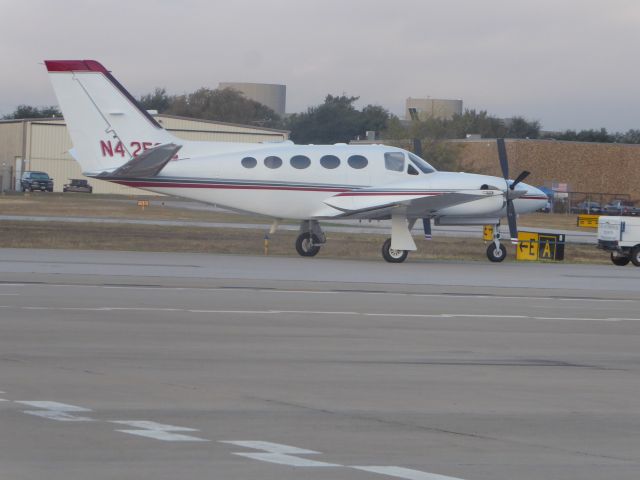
[408,164,419,175]
[384,152,405,172]
[408,153,436,174]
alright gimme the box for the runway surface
[1,248,639,480]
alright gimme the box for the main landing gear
[381,238,408,263]
[380,214,418,263]
[486,223,507,262]
[295,220,326,257]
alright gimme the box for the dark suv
[21,171,54,192]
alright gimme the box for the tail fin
[45,60,177,174]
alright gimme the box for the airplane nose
[525,184,549,211]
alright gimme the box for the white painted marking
[0,293,19,296]
[1,305,638,322]
[16,401,94,421]
[111,420,209,442]
[221,441,341,467]
[0,399,7,402]
[353,466,466,480]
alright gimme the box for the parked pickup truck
[602,199,640,216]
[597,216,640,266]
[21,171,53,192]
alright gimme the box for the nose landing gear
[486,223,507,262]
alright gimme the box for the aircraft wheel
[486,243,507,262]
[382,238,408,263]
[611,252,630,266]
[631,246,640,267]
[295,232,321,257]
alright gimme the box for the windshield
[29,172,50,180]
[408,153,436,174]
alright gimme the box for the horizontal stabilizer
[96,143,181,179]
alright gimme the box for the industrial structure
[0,115,289,194]
[405,97,463,121]
[218,82,286,117]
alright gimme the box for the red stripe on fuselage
[113,180,350,192]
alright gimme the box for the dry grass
[519,212,594,231]
[0,192,270,223]
[0,220,608,264]
[0,192,608,263]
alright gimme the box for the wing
[323,188,502,219]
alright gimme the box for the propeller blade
[506,199,518,244]
[422,218,432,240]
[497,138,508,181]
[510,170,531,190]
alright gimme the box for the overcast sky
[1,0,639,131]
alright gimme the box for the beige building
[405,98,463,121]
[219,82,286,116]
[0,115,289,194]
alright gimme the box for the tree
[550,128,614,143]
[139,87,172,113]
[138,87,282,128]
[614,129,640,144]
[384,109,540,141]
[287,95,392,144]
[505,116,540,139]
[165,87,281,128]
[3,105,61,119]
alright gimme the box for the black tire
[611,252,630,266]
[631,246,640,267]
[382,238,408,263]
[295,233,321,257]
[487,243,507,262]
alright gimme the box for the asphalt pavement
[0,249,639,480]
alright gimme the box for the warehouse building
[0,115,289,194]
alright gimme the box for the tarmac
[1,248,639,480]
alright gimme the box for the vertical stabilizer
[45,60,176,174]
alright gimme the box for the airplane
[45,60,548,263]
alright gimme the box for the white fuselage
[110,141,547,220]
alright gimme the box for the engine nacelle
[436,195,504,216]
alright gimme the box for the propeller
[496,138,530,244]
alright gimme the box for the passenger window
[348,155,368,169]
[408,164,419,175]
[290,155,311,169]
[241,157,257,168]
[320,155,340,169]
[384,152,405,172]
[264,156,282,169]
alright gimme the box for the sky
[1,0,639,132]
